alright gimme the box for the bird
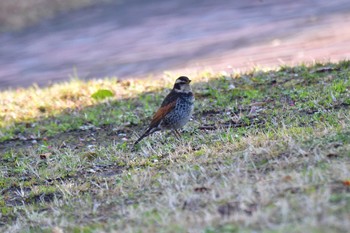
[134,76,194,145]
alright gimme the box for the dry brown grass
[0,0,108,31]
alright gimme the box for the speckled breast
[161,93,194,130]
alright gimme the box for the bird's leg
[174,129,181,140]
[171,130,180,140]
[175,129,181,139]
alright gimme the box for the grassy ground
[0,61,350,232]
[0,0,109,32]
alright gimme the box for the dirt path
[0,0,350,89]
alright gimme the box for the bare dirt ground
[0,0,350,89]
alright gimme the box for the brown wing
[149,100,177,128]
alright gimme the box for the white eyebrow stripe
[175,79,185,84]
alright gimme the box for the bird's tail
[134,127,159,145]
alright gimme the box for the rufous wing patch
[150,100,177,127]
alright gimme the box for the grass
[0,0,109,32]
[0,61,350,232]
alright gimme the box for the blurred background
[0,0,350,89]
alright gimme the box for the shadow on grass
[1,61,350,155]
[0,80,255,154]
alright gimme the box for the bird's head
[173,76,192,93]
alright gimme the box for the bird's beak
[188,79,192,83]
